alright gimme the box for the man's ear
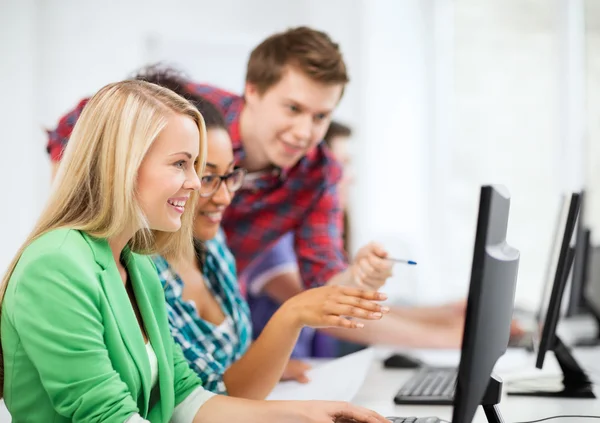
[244,82,260,103]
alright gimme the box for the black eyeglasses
[199,167,247,198]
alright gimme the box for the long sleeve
[171,338,212,405]
[7,249,140,422]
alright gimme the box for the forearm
[390,305,454,325]
[321,314,462,349]
[193,396,297,423]
[223,306,302,399]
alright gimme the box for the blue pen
[386,258,417,265]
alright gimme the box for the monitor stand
[507,336,596,398]
[481,373,505,423]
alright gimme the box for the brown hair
[323,120,353,253]
[246,26,349,95]
[324,121,352,146]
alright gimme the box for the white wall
[0,0,596,311]
[0,0,45,275]
[448,0,564,310]
[585,0,600,244]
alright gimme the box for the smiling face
[193,127,236,241]
[242,66,343,171]
[136,113,201,232]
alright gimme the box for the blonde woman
[0,80,388,423]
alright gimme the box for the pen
[386,258,417,265]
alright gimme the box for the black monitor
[566,190,591,317]
[451,185,520,423]
[583,245,600,340]
[508,192,596,399]
[388,185,520,423]
[534,194,571,324]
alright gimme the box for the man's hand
[348,242,394,290]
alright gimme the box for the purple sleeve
[240,232,298,295]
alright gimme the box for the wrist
[274,300,304,331]
[266,401,306,423]
[326,267,353,287]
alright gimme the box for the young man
[47,27,393,296]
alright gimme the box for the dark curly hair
[132,63,227,130]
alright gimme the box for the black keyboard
[393,367,457,405]
[386,417,443,423]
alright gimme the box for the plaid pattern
[153,229,251,395]
[46,98,89,161]
[46,83,347,291]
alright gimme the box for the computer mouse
[383,353,423,369]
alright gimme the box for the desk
[354,347,600,422]
[1,348,599,423]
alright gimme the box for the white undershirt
[146,342,159,389]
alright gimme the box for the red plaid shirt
[46,84,347,291]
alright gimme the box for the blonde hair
[0,79,207,397]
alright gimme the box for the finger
[337,286,388,301]
[367,242,388,259]
[333,294,390,314]
[295,373,310,384]
[332,403,389,423]
[356,262,387,291]
[362,259,393,284]
[367,254,394,273]
[361,274,391,290]
[293,360,313,372]
[324,302,384,321]
[358,259,377,279]
[324,315,365,329]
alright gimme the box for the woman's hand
[281,359,312,383]
[194,396,390,423]
[278,285,390,330]
[278,400,390,423]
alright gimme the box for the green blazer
[2,229,203,423]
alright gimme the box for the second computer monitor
[509,192,595,399]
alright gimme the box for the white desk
[354,347,600,422]
[1,348,599,423]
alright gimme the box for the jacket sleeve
[10,249,140,423]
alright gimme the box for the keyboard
[394,367,457,405]
[386,417,443,423]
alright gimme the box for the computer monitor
[583,245,600,340]
[508,192,596,399]
[535,194,571,324]
[388,185,520,423]
[566,190,591,317]
[451,185,520,423]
